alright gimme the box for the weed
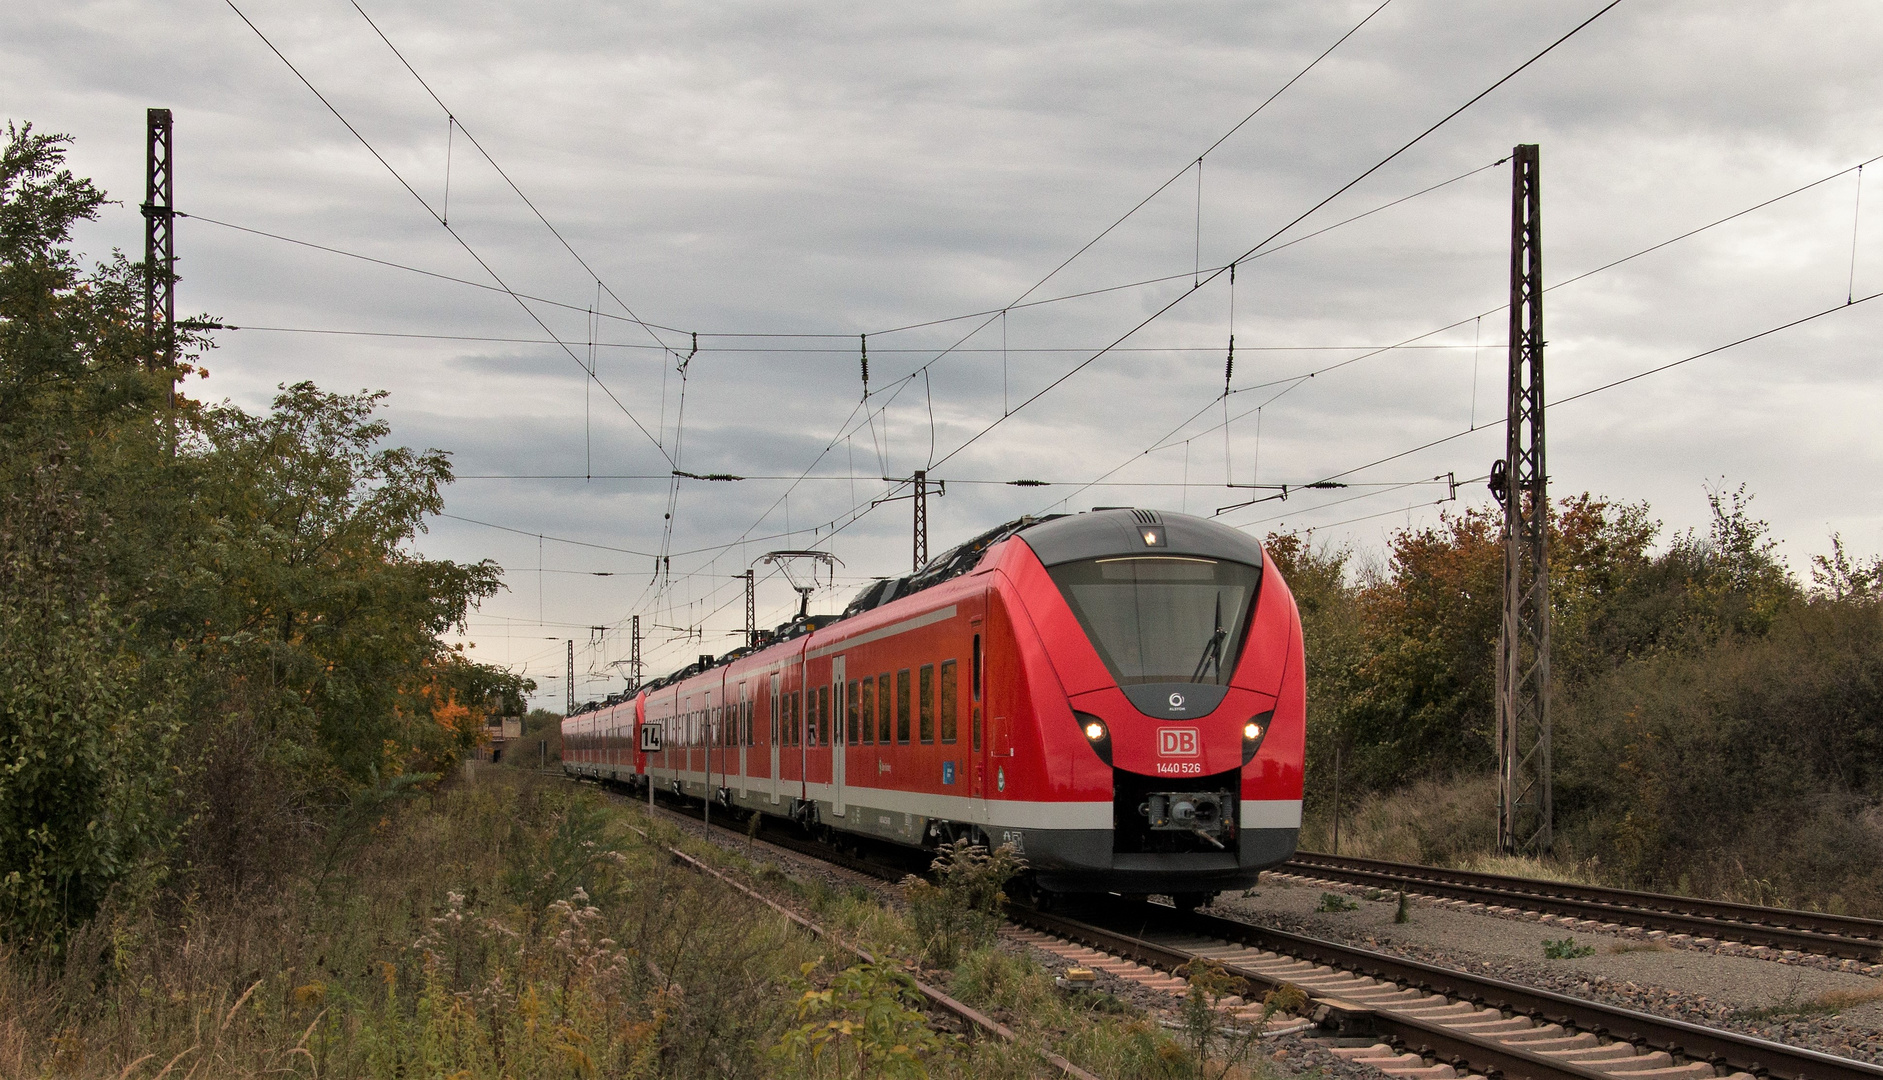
[954,947,1058,1017]
[1543,937,1596,959]
[1057,1016,1189,1079]
[1315,892,1359,913]
[1733,982,1883,1021]
[1394,889,1410,924]
[771,959,952,1078]
[901,840,1025,969]
[1173,957,1276,1080]
[1061,986,1138,1016]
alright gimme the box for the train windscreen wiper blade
[1190,592,1227,683]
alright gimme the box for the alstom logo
[1158,728,1200,756]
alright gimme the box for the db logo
[1158,728,1200,756]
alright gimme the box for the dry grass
[1603,941,1671,955]
[0,767,1247,1079]
[0,769,828,1078]
[1455,853,1599,886]
[1806,985,1883,1012]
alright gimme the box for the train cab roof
[1014,507,1267,569]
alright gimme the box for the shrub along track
[1282,853,1883,964]
[1010,899,1883,1080]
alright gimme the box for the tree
[0,120,527,938]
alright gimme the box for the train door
[737,680,749,797]
[797,650,810,805]
[769,673,782,804]
[830,655,847,817]
[705,688,716,796]
[968,610,988,823]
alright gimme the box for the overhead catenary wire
[1070,143,1883,500]
[336,4,1883,677]
[837,0,1401,459]
[220,0,675,465]
[348,0,680,356]
[1209,286,1883,536]
[929,0,1627,475]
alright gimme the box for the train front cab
[984,509,1304,898]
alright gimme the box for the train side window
[919,664,935,744]
[972,633,982,702]
[846,680,860,745]
[940,660,958,744]
[877,674,892,743]
[858,678,875,744]
[818,685,831,746]
[745,700,754,746]
[896,669,912,744]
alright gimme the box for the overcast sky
[6,0,1881,705]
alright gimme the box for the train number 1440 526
[1155,761,1203,775]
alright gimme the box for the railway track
[1282,853,1883,963]
[1012,899,1883,1080]
[583,776,1883,1080]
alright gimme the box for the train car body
[564,508,1303,899]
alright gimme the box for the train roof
[1013,506,1268,568]
[601,508,1261,700]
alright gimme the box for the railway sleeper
[1013,917,1793,1080]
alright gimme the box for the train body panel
[564,509,1304,897]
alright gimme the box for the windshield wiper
[1189,591,1226,683]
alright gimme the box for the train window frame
[846,680,860,745]
[940,659,958,744]
[972,633,982,701]
[858,677,875,745]
[896,669,912,744]
[919,664,935,744]
[877,673,892,743]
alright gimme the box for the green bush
[901,840,1025,969]
[1543,937,1595,959]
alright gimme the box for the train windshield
[1047,556,1260,686]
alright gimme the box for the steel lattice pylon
[913,469,929,571]
[142,108,175,383]
[1496,143,1552,854]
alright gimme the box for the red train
[562,508,1304,906]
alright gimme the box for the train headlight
[1074,711,1112,765]
[1241,709,1275,765]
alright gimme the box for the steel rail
[1284,853,1883,962]
[1011,900,1883,1080]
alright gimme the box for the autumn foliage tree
[0,122,525,941]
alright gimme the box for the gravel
[1212,874,1883,1065]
